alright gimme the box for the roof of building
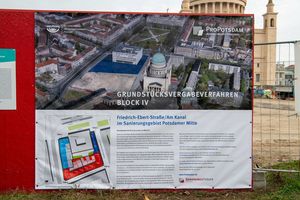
[35,88,47,97]
[115,44,142,54]
[89,54,148,75]
[286,65,295,71]
[152,53,166,66]
[36,59,58,68]
[192,60,201,72]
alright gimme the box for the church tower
[264,0,277,39]
[254,0,278,86]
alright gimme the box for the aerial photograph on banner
[35,13,253,110]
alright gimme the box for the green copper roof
[152,53,166,65]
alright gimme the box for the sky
[0,0,299,42]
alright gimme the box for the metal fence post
[295,41,300,114]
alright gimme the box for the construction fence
[253,41,300,169]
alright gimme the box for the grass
[128,26,170,52]
[37,72,53,83]
[150,28,169,35]
[62,89,88,102]
[260,161,300,200]
[1,162,300,200]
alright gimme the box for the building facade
[275,64,285,86]
[285,65,295,87]
[209,63,241,90]
[275,64,295,87]
[143,53,172,92]
[181,0,278,86]
[181,0,247,14]
[186,60,201,90]
[36,59,58,75]
[112,44,143,65]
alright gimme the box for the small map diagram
[36,114,111,189]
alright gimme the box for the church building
[143,52,172,92]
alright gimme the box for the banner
[35,12,253,189]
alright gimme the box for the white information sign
[0,49,16,110]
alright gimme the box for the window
[270,18,275,27]
[256,74,261,83]
[280,73,283,78]
[257,63,260,68]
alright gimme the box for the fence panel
[253,41,299,168]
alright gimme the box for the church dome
[148,52,168,78]
[183,0,247,14]
[152,53,166,67]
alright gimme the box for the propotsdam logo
[193,26,204,36]
[46,25,61,33]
